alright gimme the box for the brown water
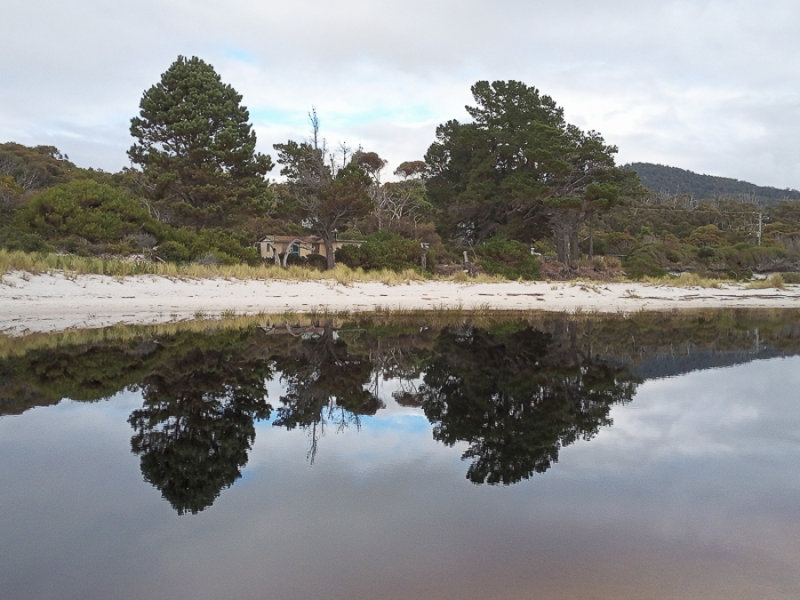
[1,312,798,599]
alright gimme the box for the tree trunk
[324,237,335,270]
[569,229,580,265]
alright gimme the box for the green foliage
[274,126,374,269]
[0,142,75,190]
[628,162,800,205]
[476,236,540,280]
[0,229,52,253]
[714,243,786,273]
[425,80,627,265]
[156,227,260,265]
[336,232,426,272]
[689,224,726,247]
[624,243,669,279]
[0,174,24,209]
[129,55,273,229]
[9,177,259,263]
[592,231,637,256]
[15,179,164,254]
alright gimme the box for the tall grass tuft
[645,272,723,288]
[747,274,786,290]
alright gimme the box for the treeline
[2,55,800,279]
[627,162,800,205]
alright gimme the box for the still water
[1,310,799,599]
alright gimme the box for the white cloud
[2,0,799,188]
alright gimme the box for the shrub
[17,179,156,246]
[0,229,52,253]
[689,224,726,247]
[155,240,192,263]
[595,231,637,256]
[624,243,668,279]
[475,237,540,280]
[336,232,425,272]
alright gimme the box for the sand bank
[1,271,799,335]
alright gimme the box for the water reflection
[2,309,800,515]
[127,331,273,514]
[267,323,383,462]
[417,323,639,483]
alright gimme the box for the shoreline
[2,271,800,335]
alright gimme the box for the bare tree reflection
[267,322,383,463]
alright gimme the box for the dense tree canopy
[425,80,627,264]
[0,142,75,191]
[128,55,273,228]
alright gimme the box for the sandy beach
[2,271,800,335]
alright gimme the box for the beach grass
[0,249,515,284]
[644,272,724,288]
[746,274,786,289]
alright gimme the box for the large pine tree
[128,55,273,228]
[425,80,630,265]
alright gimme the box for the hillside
[625,162,800,205]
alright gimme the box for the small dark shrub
[476,237,540,280]
[624,243,668,279]
[336,232,423,272]
[155,240,192,263]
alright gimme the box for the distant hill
[625,162,800,205]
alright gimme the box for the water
[1,310,799,599]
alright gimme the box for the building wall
[256,237,362,261]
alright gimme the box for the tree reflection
[267,322,383,462]
[419,322,639,484]
[128,332,273,515]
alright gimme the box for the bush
[689,224,725,247]
[17,179,156,245]
[0,229,52,253]
[475,237,540,280]
[624,243,669,279]
[336,232,425,272]
[166,227,260,265]
[155,240,192,263]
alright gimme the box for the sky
[2,0,799,189]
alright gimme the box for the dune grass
[4,248,797,288]
[0,249,514,285]
[644,272,724,288]
[746,274,786,290]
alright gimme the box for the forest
[2,55,800,281]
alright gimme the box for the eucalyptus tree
[273,113,372,269]
[128,55,273,229]
[426,80,629,265]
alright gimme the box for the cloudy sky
[2,0,799,189]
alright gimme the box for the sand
[1,271,799,335]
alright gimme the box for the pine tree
[129,55,273,228]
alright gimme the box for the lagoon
[1,311,799,599]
